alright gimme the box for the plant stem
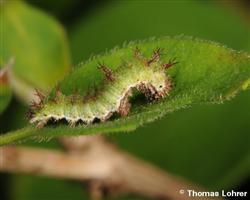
[0,137,223,200]
[0,126,34,145]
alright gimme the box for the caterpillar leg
[36,119,49,129]
[69,120,76,127]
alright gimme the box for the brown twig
[0,136,222,200]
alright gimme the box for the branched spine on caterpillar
[28,48,178,128]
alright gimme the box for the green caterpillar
[29,47,177,128]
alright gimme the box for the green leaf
[0,81,11,114]
[0,36,249,146]
[0,1,71,102]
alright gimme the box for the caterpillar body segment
[29,48,176,128]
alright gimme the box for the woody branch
[0,135,222,200]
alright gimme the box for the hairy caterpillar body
[29,48,177,128]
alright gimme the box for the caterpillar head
[148,69,172,98]
[134,48,177,99]
[152,57,178,98]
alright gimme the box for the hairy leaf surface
[0,37,249,145]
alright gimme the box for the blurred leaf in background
[0,0,71,103]
[0,83,11,114]
[1,0,250,200]
[0,1,71,199]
